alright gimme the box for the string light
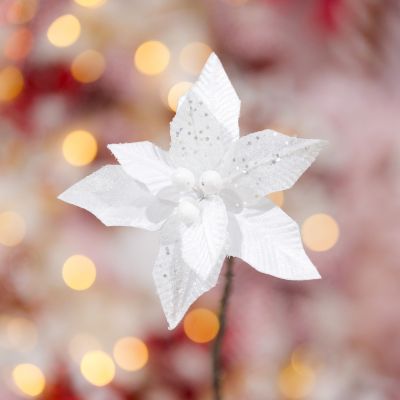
[0,211,26,247]
[301,213,339,252]
[47,14,81,48]
[6,0,37,24]
[4,28,33,61]
[167,81,193,112]
[71,50,106,83]
[179,42,212,75]
[113,337,149,371]
[62,130,98,166]
[80,350,115,386]
[12,364,46,397]
[184,308,219,344]
[74,0,106,8]
[268,191,285,208]
[62,255,96,291]
[0,66,24,103]
[134,41,170,76]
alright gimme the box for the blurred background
[1,0,400,398]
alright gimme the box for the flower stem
[212,256,234,400]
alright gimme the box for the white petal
[58,165,172,230]
[108,141,174,197]
[229,199,321,280]
[191,53,240,141]
[180,197,228,280]
[169,91,233,175]
[220,129,327,200]
[153,216,225,329]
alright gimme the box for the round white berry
[199,170,223,195]
[172,167,195,191]
[178,199,200,225]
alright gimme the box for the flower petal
[220,129,327,200]
[153,216,225,329]
[180,196,228,281]
[190,52,240,141]
[229,199,321,280]
[58,165,172,230]
[169,91,232,175]
[108,141,174,197]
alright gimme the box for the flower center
[199,170,223,195]
[172,167,195,191]
[178,199,200,225]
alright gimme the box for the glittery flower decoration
[59,53,326,329]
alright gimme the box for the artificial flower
[59,53,326,329]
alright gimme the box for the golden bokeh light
[6,0,37,24]
[7,317,37,351]
[80,350,115,386]
[12,363,46,397]
[278,363,315,399]
[268,191,285,208]
[74,0,106,8]
[62,255,96,291]
[291,347,317,376]
[134,41,170,76]
[47,14,81,48]
[167,81,193,112]
[184,308,219,344]
[69,333,102,363]
[0,66,24,103]
[301,213,339,252]
[62,130,98,166]
[4,28,33,61]
[113,337,149,372]
[179,42,212,75]
[0,211,26,247]
[71,50,106,83]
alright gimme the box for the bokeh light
[183,308,219,344]
[62,130,98,166]
[71,50,106,83]
[12,363,46,397]
[268,191,285,208]
[179,42,212,75]
[0,66,24,103]
[301,213,339,252]
[0,211,26,247]
[113,337,149,371]
[74,0,106,8]
[4,28,33,61]
[47,14,81,48]
[167,81,193,112]
[278,361,315,399]
[80,350,115,386]
[7,317,37,351]
[6,0,37,24]
[134,41,170,76]
[62,255,96,291]
[69,333,102,363]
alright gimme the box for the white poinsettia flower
[59,53,327,329]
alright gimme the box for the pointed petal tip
[167,317,181,331]
[205,51,219,64]
[57,189,69,203]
